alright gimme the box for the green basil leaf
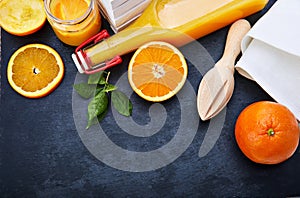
[96,87,103,95]
[97,107,108,122]
[111,90,132,116]
[99,76,107,85]
[88,71,104,85]
[104,84,117,93]
[87,91,108,128]
[86,108,108,129]
[73,83,96,99]
[86,117,98,129]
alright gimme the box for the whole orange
[235,101,299,164]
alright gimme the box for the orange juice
[44,0,101,46]
[72,0,269,73]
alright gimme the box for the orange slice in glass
[0,0,46,36]
[51,0,89,20]
[7,44,64,98]
[128,41,188,102]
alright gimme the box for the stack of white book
[97,0,151,33]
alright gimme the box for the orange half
[7,44,64,98]
[128,41,188,102]
[0,0,46,36]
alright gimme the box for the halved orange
[7,44,64,98]
[50,0,89,20]
[0,0,46,36]
[128,41,188,102]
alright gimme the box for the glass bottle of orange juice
[44,0,101,46]
[72,0,269,74]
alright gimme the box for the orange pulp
[48,0,101,46]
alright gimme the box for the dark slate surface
[2,0,300,197]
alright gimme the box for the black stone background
[2,0,300,197]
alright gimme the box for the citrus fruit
[0,0,46,36]
[235,101,299,164]
[128,41,188,102]
[7,44,64,98]
[50,0,89,20]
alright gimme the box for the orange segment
[128,41,188,102]
[7,44,64,98]
[0,0,46,36]
[51,0,89,20]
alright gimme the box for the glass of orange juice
[44,0,101,46]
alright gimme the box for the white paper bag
[236,0,300,120]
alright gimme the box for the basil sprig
[74,71,132,129]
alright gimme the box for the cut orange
[128,41,188,102]
[50,0,89,20]
[7,44,64,98]
[0,0,46,36]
